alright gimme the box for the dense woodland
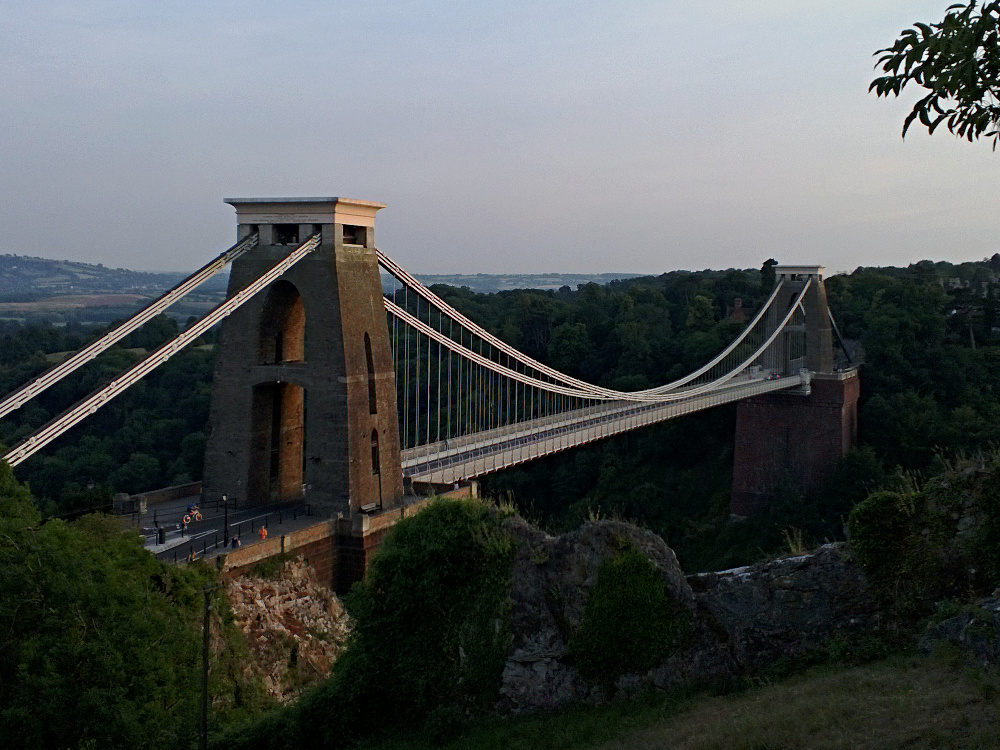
[3,256,1000,564]
[3,256,1000,746]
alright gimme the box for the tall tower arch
[202,197,404,515]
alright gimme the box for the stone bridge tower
[202,197,405,523]
[730,266,860,517]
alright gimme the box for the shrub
[569,548,690,689]
[848,456,1000,619]
[218,498,515,749]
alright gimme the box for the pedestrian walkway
[139,497,316,564]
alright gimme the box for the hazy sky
[2,1,998,275]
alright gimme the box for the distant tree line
[2,256,1000,568]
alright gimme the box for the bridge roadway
[140,495,314,563]
[401,373,806,485]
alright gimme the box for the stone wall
[499,523,876,712]
[218,495,440,592]
[118,481,202,511]
[220,520,338,586]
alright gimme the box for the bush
[847,490,915,582]
[848,457,1000,619]
[569,548,690,689]
[0,463,201,749]
[0,463,270,749]
[218,498,515,749]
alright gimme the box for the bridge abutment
[731,371,859,516]
[730,267,858,516]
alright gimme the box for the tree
[760,258,777,293]
[871,2,1000,146]
[0,462,272,748]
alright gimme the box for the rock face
[227,560,352,703]
[501,518,695,711]
[499,520,877,712]
[919,597,1000,668]
[689,543,875,672]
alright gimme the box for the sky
[2,1,999,276]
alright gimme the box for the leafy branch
[871,1,1000,147]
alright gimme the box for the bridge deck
[401,374,805,484]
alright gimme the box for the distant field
[412,272,643,293]
[0,294,148,312]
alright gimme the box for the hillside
[0,253,231,299]
[414,272,642,293]
[0,254,229,325]
[0,254,643,325]
[375,656,1000,750]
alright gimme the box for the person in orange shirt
[258,526,268,542]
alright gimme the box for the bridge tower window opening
[342,224,366,246]
[269,387,282,480]
[364,332,377,414]
[273,224,299,245]
[258,281,305,364]
[370,429,380,475]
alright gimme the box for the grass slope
[372,654,999,750]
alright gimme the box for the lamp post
[201,584,219,750]
[222,495,228,547]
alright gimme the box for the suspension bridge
[0,197,857,583]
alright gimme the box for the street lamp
[222,495,228,547]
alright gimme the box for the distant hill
[411,272,641,293]
[0,254,229,326]
[0,254,229,300]
[0,255,643,326]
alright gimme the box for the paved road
[137,494,316,564]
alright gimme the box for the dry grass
[598,654,999,750]
[375,653,1000,750]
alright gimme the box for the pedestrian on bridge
[258,526,267,542]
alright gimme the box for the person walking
[258,526,268,542]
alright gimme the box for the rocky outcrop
[919,597,1000,668]
[689,543,875,672]
[499,523,877,712]
[500,518,694,711]
[227,559,351,703]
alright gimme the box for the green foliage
[569,548,691,689]
[0,316,215,509]
[0,462,198,748]
[219,498,515,749]
[847,490,918,585]
[848,454,1000,618]
[249,552,294,579]
[0,463,268,748]
[871,1,1000,146]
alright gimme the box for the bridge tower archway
[202,198,405,517]
[258,280,305,364]
[248,381,305,503]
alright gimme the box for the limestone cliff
[226,560,351,703]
